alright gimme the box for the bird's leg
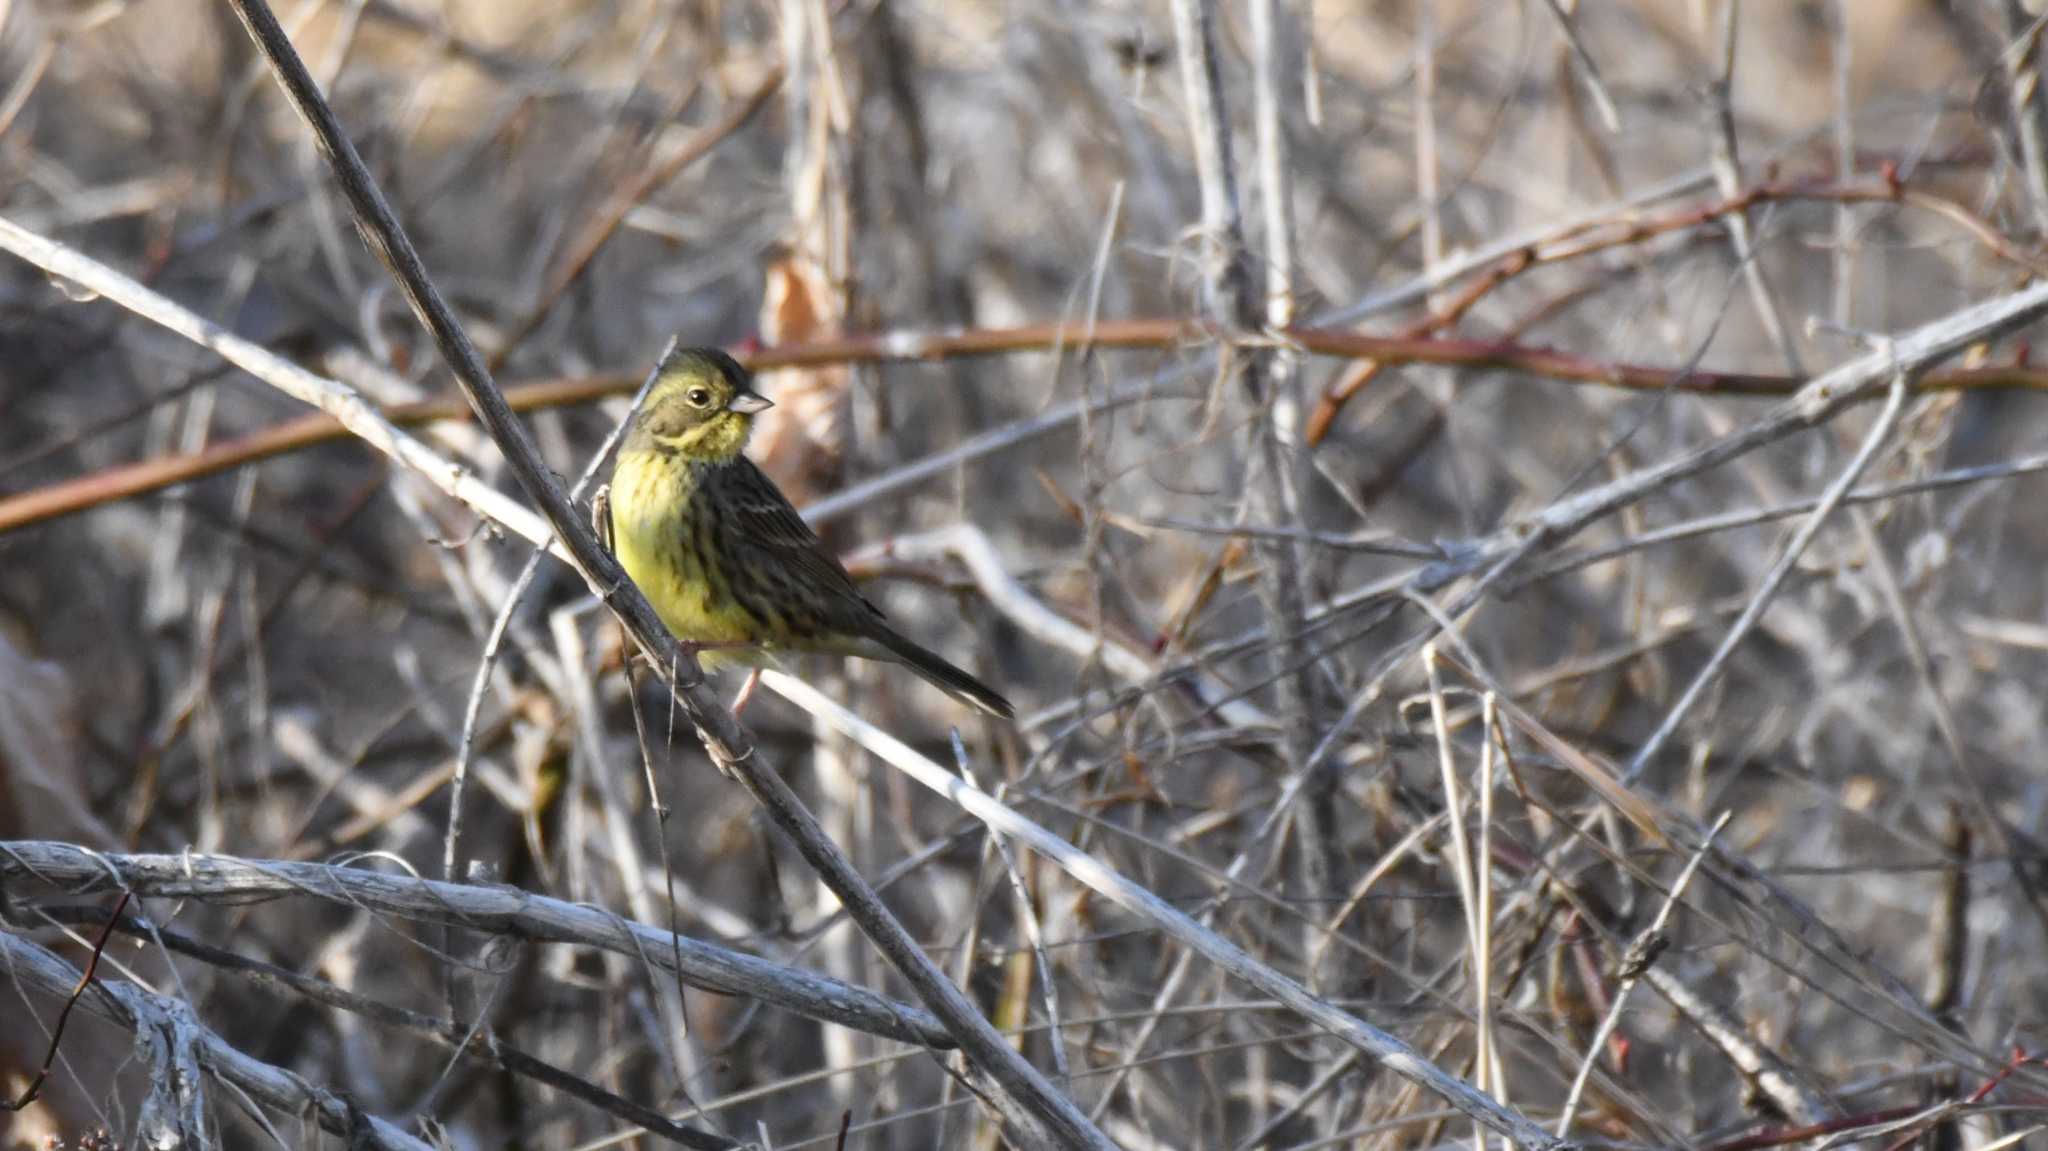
[730,668,763,718]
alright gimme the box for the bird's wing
[716,459,885,629]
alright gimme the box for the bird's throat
[628,412,752,462]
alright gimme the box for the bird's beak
[726,391,774,415]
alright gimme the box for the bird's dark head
[626,346,773,462]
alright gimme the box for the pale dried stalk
[0,840,955,1048]
[0,214,558,555]
[1423,645,1488,1151]
[758,670,1566,1151]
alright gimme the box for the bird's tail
[868,629,1015,719]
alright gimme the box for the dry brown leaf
[751,250,850,508]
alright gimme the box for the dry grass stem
[13,5,2048,1149]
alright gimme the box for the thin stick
[1423,644,1488,1151]
[1477,694,1500,1103]
[953,731,1072,1085]
[759,670,1565,1151]
[1541,0,1620,131]
[1623,364,1909,782]
[212,4,1117,1145]
[1,891,129,1113]
[1555,813,1732,1137]
[446,353,667,886]
[1707,0,1806,379]
[0,928,429,1151]
[489,66,786,369]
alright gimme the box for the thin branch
[206,6,1114,1145]
[0,928,430,1151]
[0,840,953,1049]
[1555,813,1730,1137]
[1542,0,1620,131]
[488,65,786,369]
[758,670,1568,1151]
[1622,364,1909,781]
[38,904,740,1150]
[1,892,128,1114]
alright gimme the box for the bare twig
[35,903,740,1150]
[488,65,786,368]
[1542,0,1621,131]
[193,8,1117,1145]
[1,891,128,1114]
[1623,365,1909,781]
[0,927,429,1151]
[0,841,953,1048]
[1555,813,1730,1137]
[1644,965,1832,1126]
[759,671,1567,1151]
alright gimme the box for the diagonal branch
[207,3,1113,1147]
[759,670,1571,1151]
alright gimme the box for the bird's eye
[686,388,712,407]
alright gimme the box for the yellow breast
[610,449,757,647]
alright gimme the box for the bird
[604,345,1015,719]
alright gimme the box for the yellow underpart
[610,447,763,648]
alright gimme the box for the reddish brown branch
[11,164,2033,541]
[0,371,632,535]
[10,167,2038,537]
[1305,173,2047,441]
[6,318,2046,537]
[2,892,130,1113]
[1306,246,1534,444]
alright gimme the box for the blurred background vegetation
[6,0,2048,1148]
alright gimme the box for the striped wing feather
[711,459,884,637]
[708,459,1015,718]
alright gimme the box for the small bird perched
[606,345,1014,719]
